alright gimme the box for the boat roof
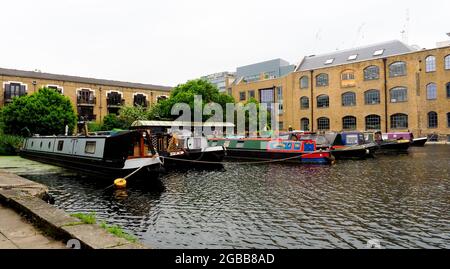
[29,130,138,139]
[131,120,235,128]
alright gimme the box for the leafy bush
[0,134,24,155]
[102,113,129,131]
[87,122,103,132]
[0,87,77,136]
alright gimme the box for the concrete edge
[0,171,148,249]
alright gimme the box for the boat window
[48,142,51,149]
[31,142,34,147]
[236,141,245,148]
[57,141,64,151]
[85,141,96,154]
[40,142,43,148]
[346,135,359,145]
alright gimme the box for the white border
[3,81,28,92]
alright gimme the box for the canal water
[1,145,449,249]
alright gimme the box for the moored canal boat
[209,138,333,164]
[20,130,162,179]
[364,132,411,154]
[131,121,228,167]
[284,132,377,159]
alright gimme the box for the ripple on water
[13,145,450,249]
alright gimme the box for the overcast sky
[1,0,449,87]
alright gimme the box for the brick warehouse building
[0,68,172,122]
[231,40,450,140]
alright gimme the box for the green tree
[153,79,235,121]
[236,98,271,134]
[0,87,77,136]
[102,113,129,130]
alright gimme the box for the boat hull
[331,148,371,159]
[19,150,161,179]
[162,147,225,167]
[374,140,410,154]
[411,137,427,147]
[224,149,333,165]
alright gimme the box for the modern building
[235,58,296,84]
[201,72,235,93]
[231,40,450,140]
[0,68,171,122]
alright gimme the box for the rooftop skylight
[348,54,358,61]
[325,58,334,65]
[373,49,385,56]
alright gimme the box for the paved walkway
[0,204,65,249]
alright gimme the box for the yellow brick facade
[231,46,450,139]
[0,72,171,122]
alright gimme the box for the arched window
[390,113,408,129]
[300,118,310,131]
[365,115,381,131]
[316,73,329,87]
[300,96,309,109]
[389,62,407,77]
[342,92,356,106]
[342,116,357,130]
[445,55,450,70]
[364,66,380,80]
[425,56,436,72]
[428,111,438,128]
[300,76,309,89]
[364,89,380,105]
[341,70,356,87]
[317,95,329,108]
[447,112,450,128]
[426,83,437,100]
[390,87,408,103]
[446,82,450,98]
[317,117,330,130]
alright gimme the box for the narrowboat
[131,121,228,167]
[364,132,411,154]
[284,132,377,159]
[208,138,334,165]
[384,132,427,147]
[20,130,162,179]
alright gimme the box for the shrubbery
[0,87,77,136]
[0,134,23,155]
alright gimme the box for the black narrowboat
[20,130,162,179]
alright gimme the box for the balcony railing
[78,114,97,122]
[133,100,148,107]
[107,99,125,107]
[77,96,96,105]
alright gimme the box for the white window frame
[3,81,28,92]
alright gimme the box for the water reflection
[10,146,450,249]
